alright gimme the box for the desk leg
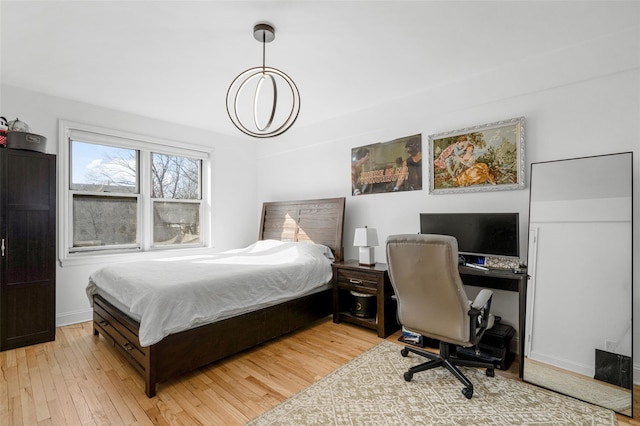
[518,276,527,378]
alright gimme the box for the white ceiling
[1,1,636,139]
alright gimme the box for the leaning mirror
[524,152,633,416]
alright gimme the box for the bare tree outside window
[71,141,138,193]
[151,153,201,199]
[151,153,202,246]
[73,195,137,247]
[65,126,208,256]
[70,141,139,249]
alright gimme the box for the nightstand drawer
[332,260,399,338]
[336,269,379,290]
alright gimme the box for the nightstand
[332,260,400,338]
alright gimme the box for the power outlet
[605,339,616,352]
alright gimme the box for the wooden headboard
[258,197,346,261]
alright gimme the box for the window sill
[59,245,215,268]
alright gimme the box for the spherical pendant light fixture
[226,24,301,138]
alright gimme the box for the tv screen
[419,213,519,258]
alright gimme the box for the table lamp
[353,226,379,266]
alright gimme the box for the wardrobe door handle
[1,238,5,257]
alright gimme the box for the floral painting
[428,117,525,194]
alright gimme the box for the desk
[458,265,528,378]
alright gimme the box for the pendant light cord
[262,32,266,74]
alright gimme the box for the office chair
[386,234,496,399]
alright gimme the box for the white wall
[1,85,259,325]
[254,25,640,358]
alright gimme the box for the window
[60,121,210,260]
[73,194,138,248]
[151,153,202,246]
[71,141,139,250]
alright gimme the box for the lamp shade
[353,227,379,247]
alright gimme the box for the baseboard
[529,350,594,378]
[56,309,93,327]
[530,350,640,386]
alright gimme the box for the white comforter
[86,240,334,346]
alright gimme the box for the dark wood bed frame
[92,197,345,397]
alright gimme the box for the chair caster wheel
[462,387,473,399]
[486,368,495,377]
[400,348,409,357]
[403,372,413,381]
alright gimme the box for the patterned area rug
[247,340,616,425]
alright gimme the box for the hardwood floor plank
[10,395,23,426]
[36,345,58,402]
[102,369,152,426]
[19,387,38,426]
[3,365,18,402]
[164,381,225,426]
[60,349,96,425]
[142,405,170,426]
[16,349,30,392]
[2,348,17,368]
[199,368,266,421]
[185,381,248,425]
[50,365,82,425]
[40,398,67,426]
[96,370,137,425]
[73,327,137,426]
[0,371,7,425]
[28,363,50,422]
[152,394,185,425]
[78,378,121,426]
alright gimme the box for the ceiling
[1,1,636,139]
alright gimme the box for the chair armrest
[471,289,493,310]
[468,289,493,345]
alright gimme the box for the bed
[88,197,345,397]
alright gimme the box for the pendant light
[226,23,301,138]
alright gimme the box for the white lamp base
[358,246,375,266]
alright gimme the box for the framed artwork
[428,117,525,194]
[351,134,422,195]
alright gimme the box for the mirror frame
[524,152,634,417]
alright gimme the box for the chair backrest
[386,234,472,346]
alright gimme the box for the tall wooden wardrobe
[0,148,56,350]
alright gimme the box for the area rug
[246,340,616,425]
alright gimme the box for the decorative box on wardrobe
[0,148,56,350]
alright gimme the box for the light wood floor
[1,318,638,425]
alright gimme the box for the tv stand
[458,265,528,378]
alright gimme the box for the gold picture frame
[428,117,525,194]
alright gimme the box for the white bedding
[86,240,334,346]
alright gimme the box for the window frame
[149,150,203,248]
[59,120,212,266]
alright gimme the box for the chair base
[400,341,495,399]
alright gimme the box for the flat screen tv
[419,213,519,259]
